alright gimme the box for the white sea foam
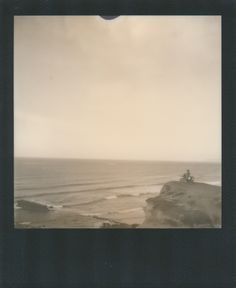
[205,181,221,186]
[105,195,118,200]
[118,207,144,214]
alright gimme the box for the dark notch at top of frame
[100,16,119,20]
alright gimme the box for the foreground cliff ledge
[141,181,221,228]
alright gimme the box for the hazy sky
[14,16,221,162]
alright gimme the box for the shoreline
[14,181,221,229]
[14,207,135,229]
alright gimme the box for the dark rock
[17,200,50,212]
[141,181,221,228]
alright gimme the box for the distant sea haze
[14,158,221,225]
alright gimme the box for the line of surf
[15,183,164,199]
[15,180,119,191]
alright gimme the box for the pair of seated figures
[180,169,194,183]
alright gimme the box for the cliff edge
[141,181,221,228]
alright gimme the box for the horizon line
[14,156,221,164]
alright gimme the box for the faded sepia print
[14,16,221,228]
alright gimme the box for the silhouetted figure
[180,169,194,183]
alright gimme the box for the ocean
[14,158,221,227]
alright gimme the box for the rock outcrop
[17,199,50,212]
[141,181,221,228]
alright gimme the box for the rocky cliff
[141,181,221,228]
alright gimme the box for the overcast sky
[14,16,221,162]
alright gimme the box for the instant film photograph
[14,16,221,228]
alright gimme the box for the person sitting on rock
[186,169,191,180]
[182,169,194,183]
